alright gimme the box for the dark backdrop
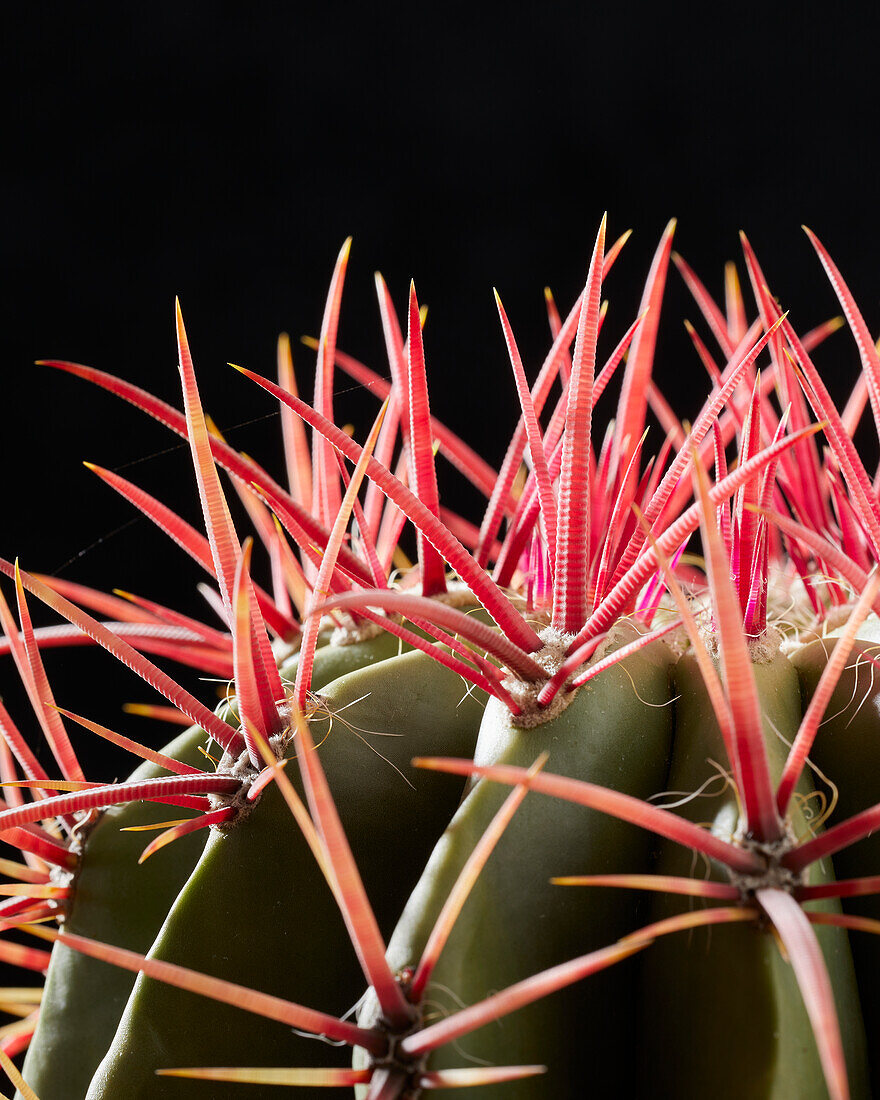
[3,3,879,777]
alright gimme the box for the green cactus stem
[7,222,880,1100]
[86,646,487,1097]
[357,624,676,1097]
[639,645,869,1098]
[18,723,212,1100]
[84,751,349,1099]
[792,616,880,1091]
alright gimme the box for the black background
[2,2,879,778]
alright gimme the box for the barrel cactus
[1,218,879,1100]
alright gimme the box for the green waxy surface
[639,649,869,1099]
[792,622,880,1092]
[359,631,676,1098]
[86,648,486,1098]
[19,723,212,1100]
[276,600,491,694]
[85,769,349,1099]
[305,648,487,934]
[279,629,408,693]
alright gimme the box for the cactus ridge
[1,222,880,1099]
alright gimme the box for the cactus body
[303,649,488,932]
[280,629,408,693]
[792,620,880,1091]
[7,227,880,1100]
[87,648,485,1097]
[358,631,675,1096]
[18,723,212,1100]
[85,768,347,1099]
[639,649,869,1098]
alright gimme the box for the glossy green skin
[278,602,494,692]
[358,634,675,1098]
[86,770,348,1100]
[305,649,488,936]
[18,723,212,1100]
[792,620,880,1092]
[22,634,426,1099]
[86,650,486,1098]
[639,650,869,1099]
[279,629,409,693]
[220,647,489,938]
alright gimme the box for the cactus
[1,219,880,1100]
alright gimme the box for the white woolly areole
[208,728,291,829]
[821,603,866,634]
[501,619,671,728]
[271,634,302,665]
[49,814,98,919]
[420,579,479,609]
[502,626,582,729]
[726,826,804,899]
[791,606,880,651]
[700,623,783,665]
[765,564,849,642]
[662,623,691,660]
[329,611,387,647]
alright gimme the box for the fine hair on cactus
[2,217,880,1100]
